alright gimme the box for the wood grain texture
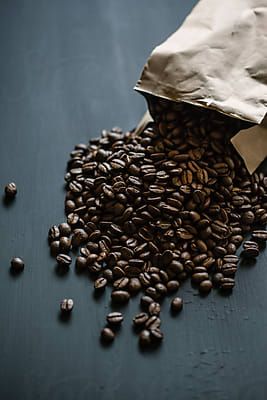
[0,1,267,399]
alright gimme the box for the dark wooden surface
[0,1,267,399]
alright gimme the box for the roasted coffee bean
[56,254,72,267]
[150,328,164,342]
[10,257,24,271]
[106,312,123,325]
[94,277,107,290]
[199,280,213,293]
[148,302,161,316]
[48,225,60,242]
[128,278,142,293]
[145,316,161,330]
[139,330,151,346]
[213,272,224,285]
[171,297,183,312]
[140,296,154,310]
[113,277,129,289]
[111,290,130,303]
[220,277,235,290]
[50,240,60,256]
[101,327,115,343]
[59,236,71,253]
[72,229,88,247]
[133,312,149,327]
[58,222,72,237]
[251,230,267,242]
[4,182,17,198]
[221,263,237,276]
[75,256,87,270]
[60,298,74,312]
[191,272,209,284]
[166,280,180,292]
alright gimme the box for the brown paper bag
[135,0,267,173]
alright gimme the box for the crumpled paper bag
[134,0,267,173]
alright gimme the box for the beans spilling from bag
[49,98,267,346]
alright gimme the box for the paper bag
[135,0,267,173]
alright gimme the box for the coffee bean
[128,278,142,293]
[101,327,115,343]
[171,297,183,312]
[60,298,74,312]
[5,182,17,198]
[220,277,235,290]
[145,316,161,330]
[113,277,129,289]
[133,312,149,327]
[106,312,123,325]
[140,296,154,310]
[191,272,209,284]
[251,230,267,242]
[48,225,60,242]
[72,229,88,247]
[75,256,87,270]
[166,280,180,292]
[58,222,72,237]
[199,280,212,293]
[150,328,164,342]
[148,302,161,316]
[56,254,72,267]
[59,236,71,253]
[50,240,60,256]
[10,257,24,271]
[94,277,107,290]
[139,329,151,346]
[111,290,130,303]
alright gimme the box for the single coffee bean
[171,297,183,313]
[150,328,164,342]
[191,272,209,284]
[60,298,74,312]
[106,312,123,325]
[111,290,130,303]
[72,229,88,247]
[166,280,180,292]
[148,302,161,316]
[50,240,60,256]
[113,277,129,290]
[220,277,235,290]
[5,182,17,198]
[213,272,224,285]
[10,257,24,271]
[145,316,161,330]
[128,278,142,293]
[56,254,72,267]
[58,222,72,237]
[59,236,71,253]
[133,312,149,327]
[199,280,213,293]
[94,277,107,290]
[139,329,151,346]
[75,256,87,270]
[101,327,115,343]
[251,230,267,242]
[48,225,60,242]
[140,296,154,310]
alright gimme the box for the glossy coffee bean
[56,254,72,267]
[60,298,74,312]
[10,257,24,271]
[139,330,151,346]
[101,327,115,343]
[171,297,183,313]
[5,182,17,197]
[106,312,123,325]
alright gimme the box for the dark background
[0,1,267,399]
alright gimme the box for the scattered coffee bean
[171,297,183,313]
[56,254,72,267]
[94,277,107,290]
[148,302,161,316]
[139,329,151,346]
[150,328,164,342]
[60,298,74,312]
[111,290,130,303]
[199,280,213,293]
[101,327,115,343]
[5,182,17,198]
[10,257,24,271]
[140,296,154,310]
[58,222,72,237]
[251,230,267,242]
[133,312,149,327]
[106,312,123,325]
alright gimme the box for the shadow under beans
[239,257,257,268]
[54,263,70,278]
[138,340,163,355]
[2,195,16,208]
[216,288,234,298]
[9,267,24,278]
[58,310,72,324]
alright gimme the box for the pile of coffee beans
[49,98,267,346]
